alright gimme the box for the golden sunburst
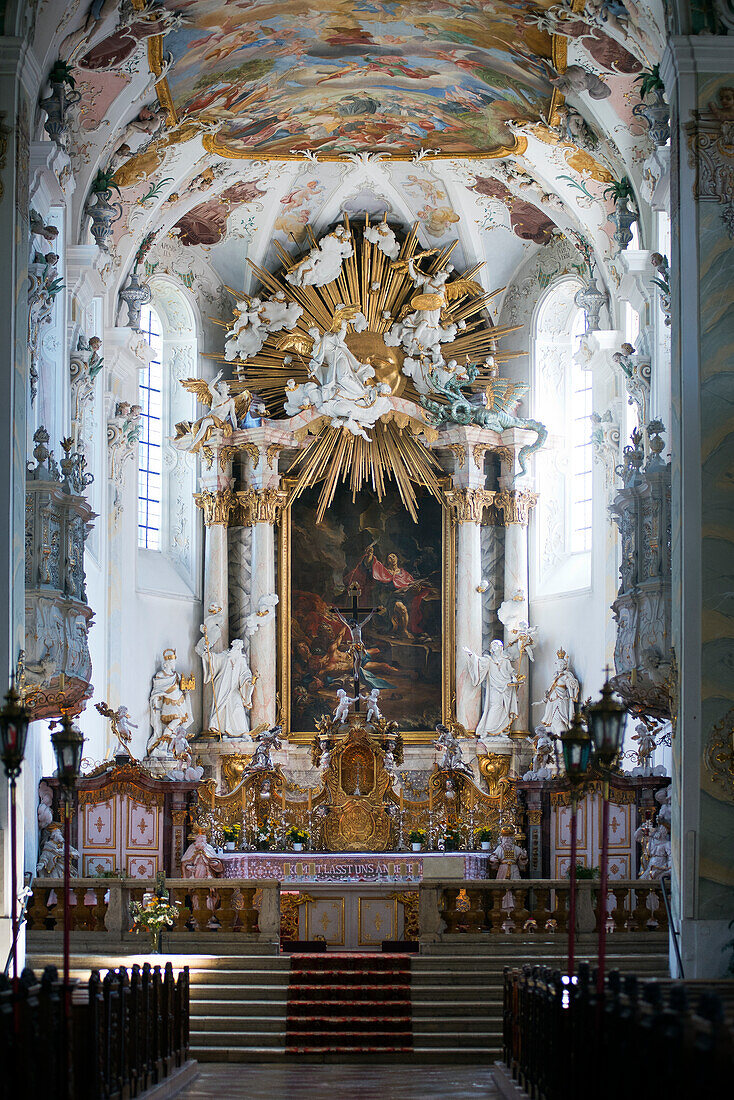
[218,215,518,522]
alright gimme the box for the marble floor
[177,1064,499,1099]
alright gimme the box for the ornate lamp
[0,683,30,780]
[559,709,593,784]
[586,678,626,767]
[0,682,31,991]
[585,677,627,1002]
[51,712,84,793]
[50,711,84,1010]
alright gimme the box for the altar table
[220,850,492,883]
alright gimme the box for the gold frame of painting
[278,476,455,745]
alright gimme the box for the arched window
[532,277,592,594]
[138,305,164,550]
[136,280,200,598]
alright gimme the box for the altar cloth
[219,851,492,882]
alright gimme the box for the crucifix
[330,582,381,712]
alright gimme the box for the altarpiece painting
[280,481,454,740]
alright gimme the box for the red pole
[567,795,578,976]
[63,798,71,1003]
[9,778,18,986]
[596,781,611,1002]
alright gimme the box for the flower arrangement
[256,823,276,850]
[130,893,179,952]
[443,827,463,851]
[571,863,599,880]
[408,828,426,846]
[475,827,494,849]
[222,823,241,848]
[287,826,308,848]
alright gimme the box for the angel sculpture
[96,701,138,759]
[434,723,472,777]
[364,221,400,260]
[224,292,303,363]
[280,305,392,439]
[178,371,251,451]
[285,225,353,288]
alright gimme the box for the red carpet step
[286,953,412,1054]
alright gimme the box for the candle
[308,790,312,813]
[399,788,404,812]
[282,785,286,813]
[429,786,433,813]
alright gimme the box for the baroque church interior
[1,0,733,1094]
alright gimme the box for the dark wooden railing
[0,962,189,1100]
[502,963,734,1100]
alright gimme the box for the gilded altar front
[321,717,396,851]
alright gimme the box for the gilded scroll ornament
[195,488,237,526]
[236,487,288,526]
[494,488,538,526]
[443,487,496,524]
[704,707,734,801]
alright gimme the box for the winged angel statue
[173,371,251,453]
[279,304,392,440]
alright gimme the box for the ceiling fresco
[157,0,558,158]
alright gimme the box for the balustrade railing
[0,961,189,1100]
[26,878,279,942]
[434,878,668,937]
[26,877,668,947]
[502,964,734,1100]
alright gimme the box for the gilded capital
[236,487,288,526]
[494,488,538,526]
[443,487,495,524]
[195,488,237,526]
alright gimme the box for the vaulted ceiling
[33,1,668,328]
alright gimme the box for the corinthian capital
[494,488,538,526]
[443,487,496,524]
[195,488,237,526]
[235,487,288,526]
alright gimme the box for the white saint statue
[37,824,79,879]
[180,831,224,878]
[464,640,520,740]
[147,648,194,757]
[200,637,255,738]
[536,649,580,737]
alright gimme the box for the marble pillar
[249,514,277,729]
[440,431,498,732]
[662,37,734,977]
[196,440,236,727]
[495,485,537,735]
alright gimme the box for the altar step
[27,936,670,1064]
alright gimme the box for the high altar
[37,217,670,950]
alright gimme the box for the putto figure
[362,687,382,724]
[96,700,139,758]
[333,688,356,723]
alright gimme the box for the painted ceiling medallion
[158,0,557,158]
